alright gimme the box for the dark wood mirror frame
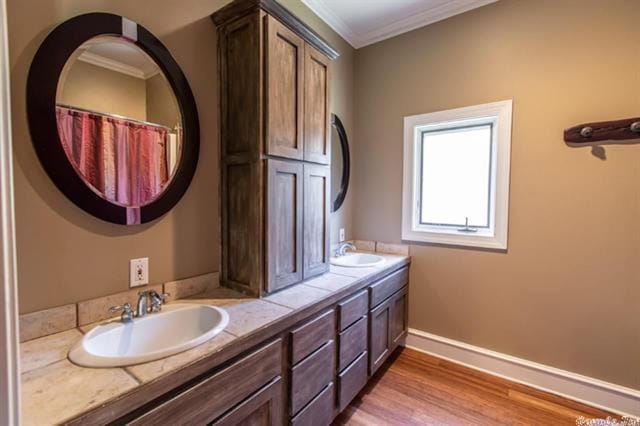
[331,113,350,212]
[27,12,199,225]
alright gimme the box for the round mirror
[56,36,182,208]
[27,13,199,225]
[330,114,350,212]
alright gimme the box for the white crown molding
[301,0,361,47]
[405,328,640,418]
[302,0,498,49]
[77,51,158,79]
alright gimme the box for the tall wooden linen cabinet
[212,0,339,296]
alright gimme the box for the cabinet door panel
[303,44,330,164]
[222,13,261,157]
[303,164,330,279]
[390,288,408,349]
[267,159,303,291]
[369,299,391,376]
[265,15,304,160]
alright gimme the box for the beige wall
[59,60,147,121]
[353,0,640,389]
[146,73,180,128]
[10,0,354,313]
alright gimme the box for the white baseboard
[405,328,640,418]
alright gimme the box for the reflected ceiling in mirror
[56,36,182,208]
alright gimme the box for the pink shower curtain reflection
[56,106,170,207]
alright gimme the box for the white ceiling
[301,0,498,49]
[77,37,160,79]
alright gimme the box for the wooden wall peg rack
[564,117,640,144]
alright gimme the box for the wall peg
[564,116,640,144]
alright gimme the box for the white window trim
[402,100,512,250]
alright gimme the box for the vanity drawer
[131,339,282,425]
[338,351,368,411]
[290,309,335,364]
[338,315,367,371]
[337,289,368,331]
[211,377,283,425]
[290,340,335,415]
[290,382,334,426]
[369,267,409,308]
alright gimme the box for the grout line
[22,357,75,376]
[259,299,299,310]
[122,367,143,385]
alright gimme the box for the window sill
[401,229,507,250]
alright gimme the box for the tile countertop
[20,253,409,426]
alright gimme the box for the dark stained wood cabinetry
[290,340,335,415]
[368,270,409,376]
[211,378,283,426]
[369,296,392,375]
[303,164,330,279]
[303,44,331,164]
[390,288,408,348]
[266,160,303,291]
[214,0,335,296]
[265,15,304,160]
[288,309,336,421]
[337,351,368,412]
[106,264,409,426]
[130,339,282,425]
[290,383,335,426]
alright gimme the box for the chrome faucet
[335,242,356,257]
[136,290,151,318]
[108,290,169,322]
[136,290,169,317]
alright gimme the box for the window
[402,100,512,249]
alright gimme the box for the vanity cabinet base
[123,266,409,426]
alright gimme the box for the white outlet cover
[339,228,346,242]
[130,258,149,287]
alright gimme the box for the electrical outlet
[339,228,346,242]
[130,258,149,288]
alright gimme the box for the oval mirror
[27,13,199,225]
[330,114,350,212]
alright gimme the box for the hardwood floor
[334,348,617,425]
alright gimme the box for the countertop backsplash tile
[163,272,220,303]
[19,304,77,343]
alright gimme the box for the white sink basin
[68,304,229,367]
[330,252,385,268]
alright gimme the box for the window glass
[420,124,492,228]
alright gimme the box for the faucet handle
[149,291,170,312]
[109,303,134,322]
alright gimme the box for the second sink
[330,252,385,268]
